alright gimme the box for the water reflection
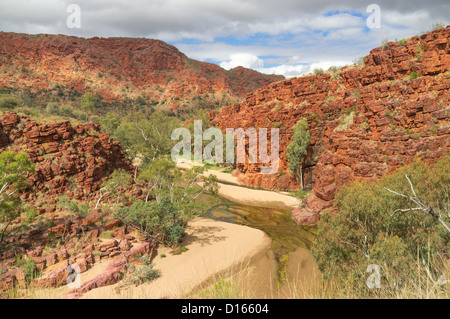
[204,203,316,253]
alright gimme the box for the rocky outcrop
[210,26,450,225]
[0,213,156,292]
[0,111,133,199]
[0,32,283,106]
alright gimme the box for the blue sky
[0,0,449,78]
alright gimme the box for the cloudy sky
[0,0,449,78]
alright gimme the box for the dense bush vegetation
[0,151,35,245]
[0,95,23,109]
[112,159,218,246]
[110,111,181,162]
[115,197,186,246]
[312,155,450,297]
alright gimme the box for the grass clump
[124,256,160,286]
[409,72,420,80]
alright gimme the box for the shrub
[352,57,365,68]
[409,72,419,80]
[327,66,341,79]
[416,41,424,55]
[382,37,389,50]
[431,22,445,30]
[313,68,324,75]
[397,39,406,46]
[125,257,160,286]
[346,106,356,116]
[14,106,35,116]
[90,115,100,123]
[58,104,76,118]
[0,95,22,109]
[45,102,60,115]
[312,155,450,297]
[272,121,281,128]
[99,230,113,239]
[114,197,186,246]
[72,109,88,121]
[16,257,39,283]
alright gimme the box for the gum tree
[286,118,310,189]
[0,151,35,244]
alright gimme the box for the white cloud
[308,13,363,30]
[308,60,350,72]
[0,0,449,79]
[218,52,352,78]
[256,64,309,78]
[220,53,264,70]
[255,60,352,78]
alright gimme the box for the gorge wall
[210,26,450,225]
[0,32,283,107]
[0,111,133,207]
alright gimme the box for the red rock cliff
[210,26,450,225]
[0,32,283,105]
[0,111,132,201]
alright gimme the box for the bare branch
[391,207,423,216]
[137,126,148,141]
[385,175,450,234]
[404,174,418,199]
[95,187,108,209]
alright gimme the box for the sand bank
[79,163,304,298]
[82,217,275,299]
[176,161,300,210]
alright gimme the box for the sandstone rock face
[0,112,133,200]
[65,241,156,298]
[210,27,450,225]
[0,32,283,106]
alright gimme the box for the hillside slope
[0,32,283,110]
[210,26,450,225]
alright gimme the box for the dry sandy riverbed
[81,217,275,298]
[32,162,310,299]
[176,161,301,210]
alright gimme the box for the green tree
[100,112,121,135]
[64,199,89,238]
[80,92,98,115]
[0,151,35,244]
[286,118,310,189]
[311,156,450,297]
[114,111,180,163]
[0,95,22,109]
[137,159,218,212]
[137,159,179,202]
[115,197,186,246]
[45,102,60,115]
[116,159,218,245]
[97,169,132,208]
